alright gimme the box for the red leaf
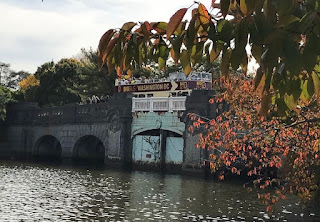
[100,37,118,69]
[211,0,216,8]
[98,29,114,68]
[166,8,188,40]
[98,29,114,56]
[198,117,205,124]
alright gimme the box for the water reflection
[0,161,318,221]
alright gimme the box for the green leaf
[230,47,246,70]
[303,33,319,74]
[170,33,184,63]
[312,71,320,96]
[254,67,264,89]
[210,42,223,62]
[217,19,233,43]
[158,57,166,70]
[208,23,217,42]
[300,80,311,102]
[308,73,315,97]
[186,16,200,50]
[277,0,296,16]
[121,22,136,32]
[284,94,297,110]
[151,22,167,34]
[166,8,188,40]
[276,98,289,117]
[276,15,300,27]
[180,49,191,76]
[220,47,232,76]
[298,12,315,33]
[191,42,204,65]
[220,0,231,17]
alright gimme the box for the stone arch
[33,135,62,161]
[73,135,105,164]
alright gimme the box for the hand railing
[132,97,186,112]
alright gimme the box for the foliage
[22,49,116,107]
[77,48,116,99]
[25,59,82,107]
[188,76,320,211]
[19,75,40,92]
[98,0,320,115]
[0,62,30,90]
[0,86,15,121]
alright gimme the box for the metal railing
[132,97,186,112]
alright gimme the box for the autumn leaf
[240,0,247,15]
[180,49,192,75]
[211,0,216,8]
[100,37,118,69]
[198,4,210,25]
[166,8,188,40]
[98,29,115,68]
[121,22,136,32]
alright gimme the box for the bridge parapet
[6,102,111,125]
[132,96,186,112]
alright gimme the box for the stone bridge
[3,91,224,172]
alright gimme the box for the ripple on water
[0,162,319,221]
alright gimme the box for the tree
[0,62,30,90]
[19,75,40,92]
[96,0,320,211]
[23,51,117,106]
[0,86,15,121]
[27,59,82,107]
[188,75,319,211]
[98,0,320,115]
[77,48,116,99]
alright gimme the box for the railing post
[169,97,173,112]
[150,97,153,112]
[132,97,135,112]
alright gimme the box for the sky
[0,0,213,73]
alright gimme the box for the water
[0,161,318,221]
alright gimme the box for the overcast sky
[0,0,213,73]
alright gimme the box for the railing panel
[132,97,186,112]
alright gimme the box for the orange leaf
[166,8,188,40]
[198,4,210,25]
[198,117,205,124]
[266,206,273,212]
[101,37,119,68]
[116,66,122,78]
[98,29,115,68]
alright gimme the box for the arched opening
[34,135,62,162]
[73,135,105,164]
[132,129,183,170]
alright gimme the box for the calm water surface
[0,161,319,221]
